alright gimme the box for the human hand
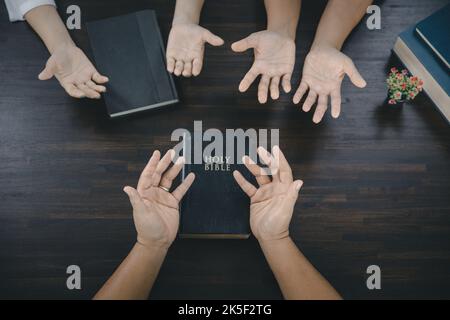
[123,150,196,250]
[38,44,108,99]
[233,146,303,242]
[232,30,296,103]
[293,45,366,123]
[166,23,224,77]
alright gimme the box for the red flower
[418,80,423,86]
[388,99,396,105]
[391,67,398,73]
[409,92,415,97]
[401,83,407,90]
[411,76,418,82]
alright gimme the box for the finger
[137,150,161,192]
[302,90,317,112]
[62,83,85,98]
[231,34,257,52]
[159,156,185,190]
[293,81,308,104]
[182,61,193,77]
[192,58,203,76]
[92,72,109,84]
[330,88,342,119]
[167,56,176,73]
[38,61,55,81]
[281,73,292,93]
[270,76,280,100]
[151,149,175,187]
[285,180,303,206]
[203,30,224,46]
[242,155,271,186]
[257,146,279,182]
[258,75,270,104]
[272,145,293,183]
[123,186,146,211]
[174,60,184,76]
[344,58,367,88]
[233,170,257,198]
[238,66,259,92]
[86,80,106,93]
[172,172,195,201]
[76,83,100,99]
[312,94,328,124]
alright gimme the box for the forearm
[172,0,205,25]
[265,0,301,40]
[24,5,74,54]
[260,237,341,300]
[312,0,373,50]
[93,242,167,300]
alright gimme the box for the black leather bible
[87,10,178,118]
[179,136,255,239]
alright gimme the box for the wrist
[172,18,199,27]
[172,6,202,26]
[136,238,171,253]
[50,40,76,54]
[258,234,292,249]
[267,24,296,41]
[311,39,341,52]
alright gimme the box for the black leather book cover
[87,10,178,117]
[179,137,255,239]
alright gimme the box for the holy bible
[87,10,178,117]
[179,140,255,239]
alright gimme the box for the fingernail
[272,145,280,155]
[295,181,303,190]
[175,156,185,165]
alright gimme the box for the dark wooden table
[0,0,449,299]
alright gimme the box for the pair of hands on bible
[166,24,366,123]
[123,146,302,250]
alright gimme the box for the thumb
[344,58,367,88]
[123,186,144,210]
[203,29,224,46]
[38,61,55,81]
[231,34,256,52]
[286,180,303,203]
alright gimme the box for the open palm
[233,146,303,241]
[38,45,108,99]
[232,31,296,103]
[123,150,195,249]
[293,46,366,123]
[166,23,224,77]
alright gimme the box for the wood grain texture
[0,0,449,299]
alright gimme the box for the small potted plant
[386,67,423,106]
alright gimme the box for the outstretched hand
[123,150,195,249]
[293,45,366,123]
[166,23,224,77]
[233,146,303,242]
[38,44,108,99]
[232,31,296,104]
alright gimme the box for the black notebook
[87,10,178,117]
[179,136,255,239]
[415,4,450,69]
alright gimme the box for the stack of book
[393,4,450,122]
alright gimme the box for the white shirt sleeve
[5,0,56,22]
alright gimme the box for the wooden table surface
[0,0,449,299]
